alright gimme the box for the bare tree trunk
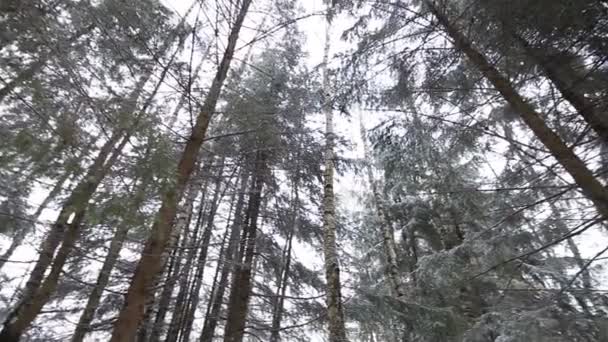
[137,265,168,342]
[109,2,252,340]
[199,171,249,342]
[320,6,348,342]
[359,113,404,298]
[223,152,267,342]
[427,1,608,220]
[139,171,203,342]
[181,183,239,342]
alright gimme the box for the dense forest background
[1,0,607,341]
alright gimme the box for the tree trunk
[0,170,71,272]
[0,130,128,341]
[137,264,168,342]
[222,151,266,342]
[139,172,205,342]
[427,1,608,221]
[148,176,202,342]
[514,34,608,144]
[163,176,215,342]
[0,36,177,338]
[109,2,252,340]
[176,158,230,342]
[320,6,348,342]
[359,113,404,298]
[70,165,153,342]
[269,198,296,342]
[182,181,239,342]
[199,171,249,342]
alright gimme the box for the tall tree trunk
[176,158,232,342]
[269,186,297,342]
[109,2,252,340]
[426,1,608,220]
[223,151,266,342]
[0,130,135,341]
[139,170,204,342]
[0,170,71,272]
[70,164,153,342]
[0,130,129,341]
[0,34,179,338]
[320,6,348,342]
[148,177,203,342]
[359,113,404,298]
[163,176,215,342]
[199,171,249,342]
[137,264,168,342]
[514,34,608,144]
[181,181,239,342]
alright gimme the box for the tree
[2,1,608,341]
[108,1,253,340]
[320,3,348,341]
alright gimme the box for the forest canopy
[0,0,607,341]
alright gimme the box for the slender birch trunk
[137,264,168,342]
[426,1,608,220]
[181,190,239,342]
[359,113,404,298]
[320,6,348,342]
[139,169,204,342]
[109,2,252,340]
